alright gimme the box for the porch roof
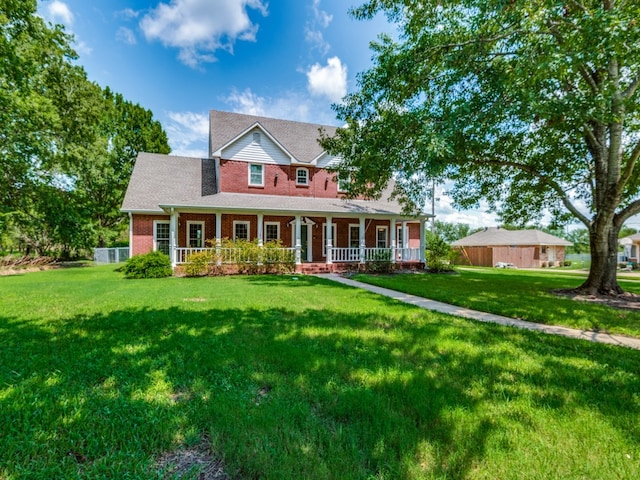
[158,192,425,219]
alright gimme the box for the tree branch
[476,158,591,226]
[617,137,640,195]
[623,75,640,101]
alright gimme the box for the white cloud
[306,56,347,103]
[224,88,313,123]
[47,1,74,26]
[305,0,333,55]
[117,8,140,20]
[140,0,268,68]
[164,111,210,157]
[116,27,137,45]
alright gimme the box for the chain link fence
[93,247,130,264]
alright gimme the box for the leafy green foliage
[363,248,396,273]
[122,251,172,279]
[426,233,455,272]
[323,0,640,293]
[0,2,170,256]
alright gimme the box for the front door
[301,225,309,262]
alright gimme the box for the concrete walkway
[316,273,640,350]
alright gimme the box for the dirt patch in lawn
[156,438,228,479]
[552,289,640,311]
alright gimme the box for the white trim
[153,219,170,255]
[349,223,360,248]
[248,163,264,186]
[322,223,337,257]
[376,225,389,248]
[186,221,205,248]
[337,173,351,193]
[296,167,309,186]
[264,221,280,242]
[213,122,296,162]
[233,220,250,240]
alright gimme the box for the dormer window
[296,167,309,186]
[253,132,261,144]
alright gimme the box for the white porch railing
[175,247,296,265]
[330,247,422,263]
[175,246,422,265]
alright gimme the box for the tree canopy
[321,0,640,294]
[0,1,170,256]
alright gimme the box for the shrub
[426,235,455,273]
[183,250,223,277]
[122,251,172,279]
[563,260,572,267]
[365,249,397,274]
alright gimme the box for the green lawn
[354,267,640,339]
[1,266,639,479]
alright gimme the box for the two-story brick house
[121,110,428,272]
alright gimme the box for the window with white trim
[187,221,204,248]
[233,221,250,241]
[349,224,360,248]
[154,220,170,256]
[376,226,388,248]
[296,167,309,185]
[249,164,264,186]
[264,222,280,242]
[337,172,351,192]
[322,223,336,257]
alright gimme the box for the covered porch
[152,207,427,271]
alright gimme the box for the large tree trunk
[578,224,622,295]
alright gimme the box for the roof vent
[253,132,261,144]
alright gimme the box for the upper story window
[249,163,264,186]
[253,132,261,144]
[337,172,351,192]
[296,167,309,186]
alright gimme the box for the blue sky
[38,0,500,228]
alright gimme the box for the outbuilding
[451,227,572,268]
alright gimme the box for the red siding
[218,160,347,199]
[131,214,169,255]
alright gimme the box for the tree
[321,1,640,295]
[433,220,472,243]
[71,88,170,247]
[0,1,170,255]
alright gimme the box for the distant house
[619,233,640,262]
[121,110,429,273]
[451,227,572,268]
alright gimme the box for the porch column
[402,221,408,261]
[215,212,222,266]
[295,215,302,265]
[257,213,264,246]
[128,212,133,259]
[169,208,178,267]
[359,216,366,264]
[390,218,396,264]
[326,216,333,265]
[420,217,426,265]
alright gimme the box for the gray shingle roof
[122,151,422,218]
[451,227,572,247]
[121,152,215,212]
[209,110,338,163]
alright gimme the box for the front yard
[1,266,639,479]
[355,267,640,339]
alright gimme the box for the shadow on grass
[1,303,639,479]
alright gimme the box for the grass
[0,265,638,479]
[353,267,640,338]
